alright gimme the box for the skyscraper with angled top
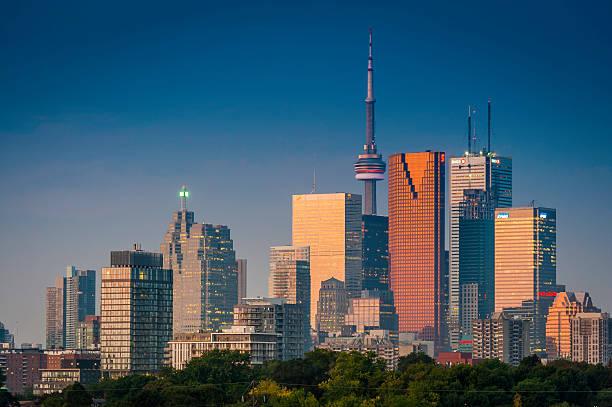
[161,186,238,334]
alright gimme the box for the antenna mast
[467,105,471,154]
[487,100,491,154]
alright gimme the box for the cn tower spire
[354,28,385,215]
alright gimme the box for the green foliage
[0,390,19,407]
[63,382,93,407]
[46,349,612,407]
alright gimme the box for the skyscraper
[354,29,385,215]
[458,189,495,334]
[345,289,399,343]
[269,246,311,349]
[45,267,96,350]
[316,278,348,334]
[361,215,389,291]
[495,207,556,311]
[292,193,362,327]
[101,246,172,378]
[237,259,247,304]
[388,152,446,351]
[546,292,598,360]
[472,312,530,366]
[448,151,512,349]
[161,186,239,334]
[63,267,96,349]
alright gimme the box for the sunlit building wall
[571,312,610,364]
[388,152,446,351]
[292,193,362,327]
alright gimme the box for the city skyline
[1,1,612,344]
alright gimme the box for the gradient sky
[1,1,611,344]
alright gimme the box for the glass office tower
[101,247,172,378]
[361,215,389,291]
[292,193,362,328]
[388,152,446,352]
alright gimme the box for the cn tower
[354,28,385,215]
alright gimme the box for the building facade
[472,312,529,366]
[269,246,311,349]
[388,151,446,352]
[100,247,173,378]
[292,193,362,327]
[318,330,398,370]
[161,186,238,334]
[571,312,609,364]
[361,215,389,291]
[316,278,349,334]
[495,207,556,312]
[345,289,398,343]
[233,297,304,360]
[237,259,247,304]
[448,154,511,349]
[76,315,101,350]
[545,292,598,360]
[169,327,277,369]
[45,280,64,350]
[0,348,46,394]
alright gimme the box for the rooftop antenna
[179,185,189,211]
[472,108,477,152]
[311,154,317,193]
[487,100,492,154]
[467,105,471,155]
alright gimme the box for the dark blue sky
[1,1,610,344]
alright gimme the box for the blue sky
[1,1,610,344]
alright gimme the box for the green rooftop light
[179,191,184,197]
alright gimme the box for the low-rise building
[436,352,482,366]
[317,330,398,370]
[168,326,277,369]
[34,358,100,395]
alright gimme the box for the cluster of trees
[27,350,612,407]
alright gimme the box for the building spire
[366,27,375,150]
[179,185,189,211]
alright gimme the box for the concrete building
[545,292,598,360]
[75,315,101,350]
[34,357,100,395]
[318,330,398,370]
[45,281,64,350]
[269,246,311,350]
[495,207,556,312]
[571,312,609,364]
[316,278,349,335]
[161,185,238,334]
[168,327,277,369]
[233,297,304,360]
[101,246,173,378]
[345,289,398,343]
[472,312,529,366]
[292,192,362,328]
[361,215,389,291]
[237,259,247,304]
[388,151,446,352]
[448,153,511,349]
[436,352,482,366]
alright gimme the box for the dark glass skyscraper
[361,214,388,291]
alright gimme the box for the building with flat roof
[388,151,446,352]
[292,192,362,328]
[316,278,349,335]
[472,312,529,366]
[345,289,398,343]
[571,312,609,364]
[101,246,172,378]
[318,330,398,370]
[361,215,389,291]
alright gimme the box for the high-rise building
[448,152,511,349]
[353,29,386,216]
[545,292,598,360]
[472,312,529,366]
[100,246,172,378]
[0,322,14,349]
[457,189,495,335]
[361,215,389,291]
[292,193,362,327]
[161,186,238,334]
[269,246,311,349]
[46,280,63,350]
[233,297,304,360]
[76,316,101,350]
[388,151,446,351]
[571,312,609,364]
[345,289,398,343]
[63,267,96,349]
[316,278,349,334]
[46,267,96,350]
[237,259,247,304]
[495,207,556,312]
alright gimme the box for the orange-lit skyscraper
[388,152,446,350]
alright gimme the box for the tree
[41,396,64,407]
[63,383,93,407]
[397,352,435,372]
